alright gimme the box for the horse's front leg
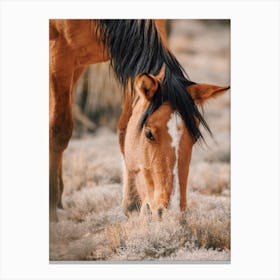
[49,150,64,221]
[57,159,64,209]
[49,61,85,222]
[121,165,141,216]
[118,113,141,216]
[49,73,74,222]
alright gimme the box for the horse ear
[135,74,158,101]
[187,84,230,105]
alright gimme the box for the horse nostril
[158,207,164,218]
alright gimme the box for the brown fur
[49,20,167,221]
[49,19,228,222]
[121,74,229,216]
[187,84,230,105]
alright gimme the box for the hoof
[57,201,64,210]
[49,208,58,223]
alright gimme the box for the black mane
[95,19,211,141]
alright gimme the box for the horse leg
[49,151,63,221]
[121,165,141,216]
[49,76,73,222]
[118,95,142,215]
[57,67,84,209]
[57,162,64,209]
[118,122,141,215]
[49,63,85,221]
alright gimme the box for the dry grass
[50,19,230,262]
[50,128,230,261]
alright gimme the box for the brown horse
[122,72,228,217]
[49,19,229,222]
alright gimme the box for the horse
[49,19,229,222]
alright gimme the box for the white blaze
[167,112,183,211]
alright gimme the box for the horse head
[123,69,229,217]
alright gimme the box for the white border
[1,0,279,279]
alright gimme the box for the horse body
[49,19,229,222]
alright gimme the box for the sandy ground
[50,20,230,262]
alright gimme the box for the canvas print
[49,19,230,261]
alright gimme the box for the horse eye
[145,130,155,141]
